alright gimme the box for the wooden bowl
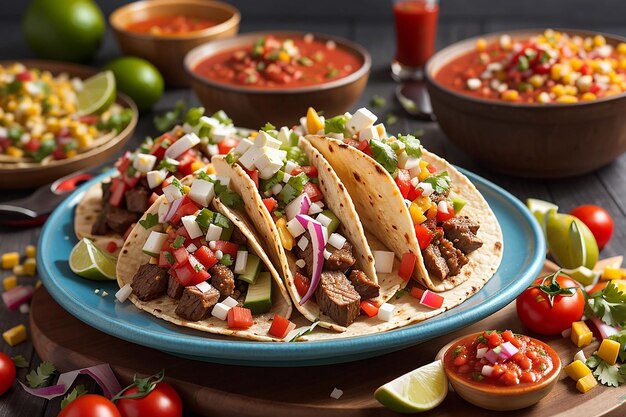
[437,332,561,411]
[109,0,240,87]
[0,60,138,189]
[184,31,371,128]
[425,29,626,178]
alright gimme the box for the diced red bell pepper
[78,115,99,125]
[410,287,424,299]
[268,314,295,339]
[213,241,239,258]
[398,252,417,281]
[436,204,455,223]
[262,197,277,213]
[16,71,33,82]
[420,289,444,309]
[407,185,421,201]
[194,246,219,270]
[151,132,177,159]
[175,224,191,240]
[227,306,254,329]
[159,251,173,267]
[244,168,259,188]
[170,197,199,225]
[427,164,437,173]
[218,137,239,155]
[24,139,40,152]
[360,300,379,318]
[415,224,434,250]
[291,165,318,178]
[52,146,66,160]
[579,64,591,76]
[395,168,411,199]
[173,247,189,266]
[174,262,209,287]
[109,178,127,207]
[105,241,118,254]
[355,139,372,156]
[533,63,551,74]
[122,174,140,188]
[303,182,323,202]
[177,149,197,176]
[294,271,310,298]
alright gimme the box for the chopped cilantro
[26,361,56,388]
[260,170,285,192]
[164,252,175,265]
[139,213,159,229]
[324,115,348,134]
[452,346,463,357]
[371,95,386,107]
[385,112,398,126]
[61,385,87,409]
[278,184,298,204]
[11,355,28,368]
[325,68,339,78]
[471,372,484,381]
[154,100,185,132]
[609,330,626,362]
[219,254,233,266]
[517,55,530,71]
[394,288,409,299]
[397,134,422,158]
[158,158,179,173]
[213,213,232,230]
[476,335,488,344]
[423,171,451,194]
[587,355,625,387]
[225,153,237,165]
[282,145,308,166]
[218,188,243,209]
[195,208,215,228]
[184,106,205,126]
[585,281,626,327]
[212,110,232,125]
[172,235,186,249]
[298,57,314,67]
[369,139,398,176]
[193,263,203,272]
[261,122,276,132]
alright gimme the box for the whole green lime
[104,57,164,112]
[22,0,105,63]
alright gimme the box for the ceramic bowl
[184,31,371,128]
[425,29,626,178]
[109,0,240,87]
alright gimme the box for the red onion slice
[2,285,34,311]
[163,196,184,223]
[589,316,620,339]
[300,221,325,305]
[285,193,311,220]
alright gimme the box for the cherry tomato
[116,382,182,417]
[58,394,121,417]
[0,352,16,395]
[516,274,585,335]
[569,205,613,249]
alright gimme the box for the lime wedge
[77,71,116,116]
[546,212,598,269]
[69,238,117,280]
[374,360,448,413]
[526,198,558,233]
[561,266,597,286]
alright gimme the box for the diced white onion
[316,213,332,227]
[328,233,346,250]
[377,303,395,321]
[234,251,248,274]
[222,297,238,308]
[215,250,224,260]
[206,224,223,241]
[329,388,343,399]
[115,284,132,303]
[286,217,306,238]
[295,259,306,269]
[196,281,212,293]
[573,350,586,364]
[297,236,309,251]
[323,249,332,260]
[481,365,494,377]
[211,302,230,320]
[437,201,449,214]
[476,347,488,359]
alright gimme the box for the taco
[74,109,241,256]
[213,128,406,331]
[115,173,292,342]
[303,107,503,292]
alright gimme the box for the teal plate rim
[38,168,545,367]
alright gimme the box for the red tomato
[194,246,219,270]
[218,138,239,155]
[106,241,118,254]
[303,182,323,202]
[227,306,254,329]
[398,252,417,281]
[58,394,121,417]
[291,165,318,178]
[294,272,310,297]
[262,197,277,212]
[395,168,411,199]
[108,178,127,207]
[516,274,585,335]
[176,150,197,176]
[569,205,613,249]
[414,224,434,250]
[116,382,182,417]
[436,205,455,223]
[244,168,259,188]
[213,241,239,258]
[268,314,294,338]
[0,352,16,395]
[24,139,40,152]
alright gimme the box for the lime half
[526,198,558,233]
[546,212,598,269]
[77,71,116,115]
[69,238,117,280]
[561,266,597,286]
[374,360,448,413]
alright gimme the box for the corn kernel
[581,92,597,101]
[3,324,27,346]
[501,89,520,101]
[556,95,578,103]
[205,164,216,175]
[182,185,191,194]
[5,146,24,158]
[12,265,24,276]
[190,160,204,172]
[551,64,563,80]
[65,150,77,158]
[602,267,622,280]
[23,258,36,276]
[551,84,565,97]
[3,276,17,291]
[475,38,487,52]
[570,58,584,71]
[278,51,290,63]
[410,203,427,225]
[529,75,546,88]
[564,85,578,96]
[593,34,606,47]
[576,373,597,393]
[597,338,620,365]
[2,252,20,269]
[77,134,91,149]
[618,42,626,55]
[276,217,294,251]
[564,360,592,381]
[571,321,593,347]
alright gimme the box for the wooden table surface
[2,10,626,417]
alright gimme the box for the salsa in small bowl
[442,330,561,411]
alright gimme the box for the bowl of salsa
[184,32,371,128]
[442,330,561,411]
[110,0,240,87]
[425,29,626,177]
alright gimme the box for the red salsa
[443,330,559,387]
[126,15,219,35]
[193,35,363,89]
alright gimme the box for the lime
[546,212,599,270]
[69,238,117,281]
[374,360,448,413]
[22,0,105,63]
[104,57,164,112]
[77,71,116,116]
[561,266,597,286]
[526,198,558,233]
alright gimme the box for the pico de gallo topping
[0,63,132,162]
[302,107,482,282]
[193,34,363,89]
[434,29,626,103]
[126,15,219,35]
[443,330,559,386]
[227,123,380,327]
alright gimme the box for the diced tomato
[579,64,591,75]
[262,197,277,212]
[170,200,200,225]
[427,164,437,173]
[149,192,159,205]
[159,251,173,267]
[484,331,503,348]
[291,165,318,178]
[161,176,174,190]
[436,204,455,223]
[395,168,411,199]
[227,306,254,329]
[590,84,601,95]
[407,185,421,201]
[414,224,434,250]
[122,174,140,188]
[116,155,132,177]
[52,146,66,160]
[108,178,127,207]
[398,252,417,281]
[194,246,219,270]
[78,115,99,124]
[173,247,189,266]
[174,262,209,286]
[151,132,177,159]
[354,139,371,156]
[105,241,118,253]
[294,272,310,298]
[244,168,259,188]
[360,300,379,318]
[24,139,40,152]
[16,71,33,82]
[177,150,197,176]
[213,241,239,258]
[410,287,425,299]
[268,314,295,338]
[303,182,323,202]
[218,137,239,155]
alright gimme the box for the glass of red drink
[392,0,439,81]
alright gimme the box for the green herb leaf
[586,354,600,369]
[593,360,625,387]
[172,235,186,249]
[397,134,422,158]
[212,110,232,126]
[423,171,451,195]
[154,100,186,132]
[26,361,57,388]
[369,139,398,176]
[371,95,386,108]
[219,254,233,266]
[11,355,28,368]
[139,213,159,229]
[260,170,285,192]
[184,106,205,126]
[286,172,309,194]
[585,281,626,327]
[517,55,530,71]
[218,189,243,209]
[61,385,87,409]
[225,153,237,165]
[288,321,320,342]
[278,184,298,205]
[393,288,409,299]
[282,146,309,166]
[609,330,626,362]
[324,115,348,134]
[157,158,179,173]
[164,252,175,265]
[261,122,276,132]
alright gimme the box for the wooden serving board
[30,286,624,417]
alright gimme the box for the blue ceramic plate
[38,168,545,367]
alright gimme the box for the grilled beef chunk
[175,285,220,321]
[210,264,235,297]
[423,244,449,281]
[325,241,356,271]
[296,244,314,277]
[125,187,150,214]
[105,207,137,235]
[429,191,449,206]
[348,270,380,299]
[167,275,184,299]
[230,227,248,245]
[439,237,468,276]
[91,212,109,235]
[102,181,112,203]
[131,264,168,301]
[442,216,482,254]
[315,271,361,327]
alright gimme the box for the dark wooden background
[1,1,626,415]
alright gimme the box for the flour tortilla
[115,195,293,342]
[213,137,407,332]
[306,134,503,292]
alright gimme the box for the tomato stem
[530,270,580,308]
[110,370,165,403]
